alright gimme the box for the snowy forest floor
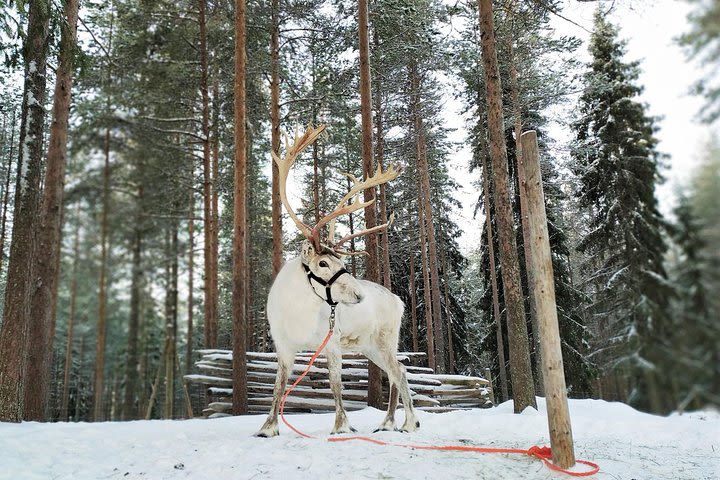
[1,397,718,480]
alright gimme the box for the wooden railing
[185,350,494,417]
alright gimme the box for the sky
[450,0,712,253]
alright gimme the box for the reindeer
[255,125,420,437]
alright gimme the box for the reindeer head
[299,239,363,305]
[273,125,400,303]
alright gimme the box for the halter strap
[302,263,349,307]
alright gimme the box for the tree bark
[232,0,248,416]
[94,128,110,422]
[270,0,283,278]
[198,0,216,350]
[507,29,543,397]
[93,4,114,422]
[410,62,445,373]
[0,0,50,423]
[408,253,419,353]
[358,0,383,409]
[418,193,435,371]
[442,249,455,373]
[478,0,536,413]
[211,79,220,347]
[0,107,16,278]
[186,177,195,375]
[372,27,391,289]
[121,213,143,420]
[28,0,80,420]
[60,216,80,421]
[164,225,179,419]
[482,146,509,402]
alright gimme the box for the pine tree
[571,10,672,412]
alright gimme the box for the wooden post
[519,130,575,469]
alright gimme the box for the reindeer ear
[300,239,315,263]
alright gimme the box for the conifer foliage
[571,10,672,412]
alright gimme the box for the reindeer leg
[255,349,294,437]
[326,342,356,434]
[366,346,420,433]
[374,384,398,432]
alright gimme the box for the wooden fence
[185,350,493,417]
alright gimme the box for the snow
[0,398,718,480]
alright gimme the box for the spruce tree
[571,10,672,412]
[668,192,719,410]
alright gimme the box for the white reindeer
[255,125,420,437]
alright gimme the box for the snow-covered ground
[1,398,718,480]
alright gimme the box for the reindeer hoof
[254,426,279,438]
[374,419,396,432]
[331,425,357,435]
[399,420,420,433]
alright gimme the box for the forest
[0,0,718,425]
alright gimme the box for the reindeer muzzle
[302,264,350,307]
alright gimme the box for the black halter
[302,263,349,307]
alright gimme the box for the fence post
[519,130,575,468]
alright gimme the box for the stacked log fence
[185,350,493,417]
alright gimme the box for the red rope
[278,329,600,477]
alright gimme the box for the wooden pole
[519,130,575,468]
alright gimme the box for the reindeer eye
[319,260,329,268]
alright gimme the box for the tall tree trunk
[121,215,143,420]
[408,252,419,353]
[232,0,248,416]
[137,295,148,413]
[198,0,216,350]
[478,0,536,412]
[442,249,455,374]
[75,333,85,421]
[358,0,383,409]
[418,195,435,370]
[211,78,220,348]
[482,148,509,402]
[164,225,179,419]
[245,128,255,352]
[145,342,165,420]
[186,179,195,375]
[0,0,50,423]
[270,0,282,278]
[93,4,114,422]
[0,107,16,278]
[29,0,81,420]
[410,62,446,373]
[507,29,543,397]
[372,28,391,289]
[94,133,110,422]
[60,217,80,421]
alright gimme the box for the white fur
[255,246,420,437]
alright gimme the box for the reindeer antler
[272,124,327,251]
[273,124,400,255]
[326,164,401,247]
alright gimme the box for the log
[187,350,492,416]
[520,130,575,468]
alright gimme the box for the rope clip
[329,304,336,332]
